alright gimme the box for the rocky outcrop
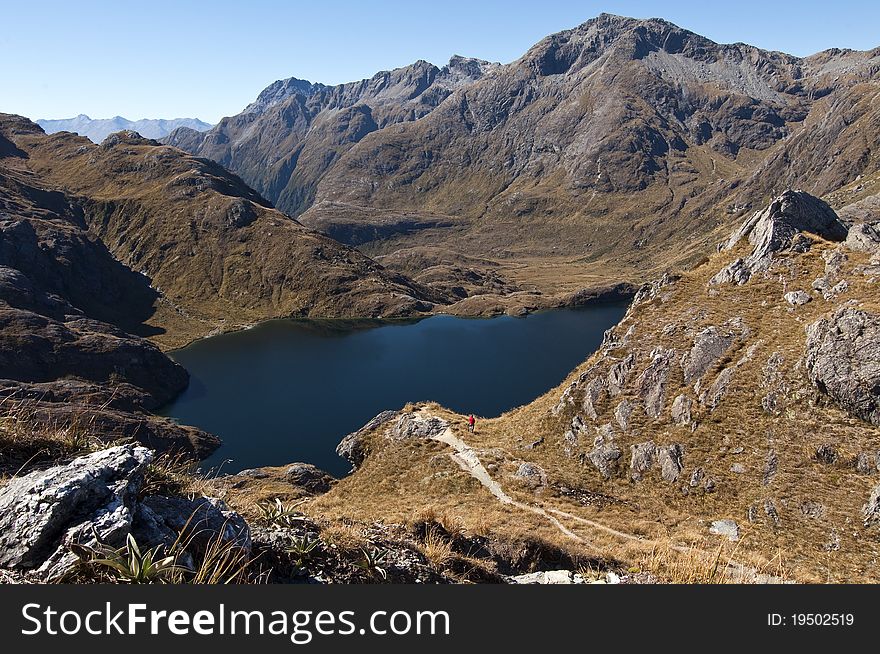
[630,441,658,481]
[513,462,547,489]
[0,445,151,572]
[389,412,449,440]
[336,410,399,469]
[805,308,880,425]
[846,222,880,254]
[681,327,735,384]
[336,410,450,471]
[637,348,675,417]
[670,394,692,425]
[282,464,335,494]
[658,444,684,482]
[713,191,848,285]
[0,445,250,580]
[588,433,622,480]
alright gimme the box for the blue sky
[2,0,878,124]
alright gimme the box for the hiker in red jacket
[467,414,475,433]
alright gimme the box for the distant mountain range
[37,114,212,143]
[164,13,880,298]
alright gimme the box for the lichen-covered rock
[582,377,606,420]
[630,441,658,481]
[614,400,634,430]
[671,394,692,425]
[588,434,622,480]
[0,445,151,572]
[637,348,675,417]
[805,308,880,425]
[681,327,734,384]
[784,290,812,306]
[658,444,684,482]
[607,354,634,396]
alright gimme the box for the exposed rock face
[588,434,622,480]
[630,441,657,481]
[336,410,399,469]
[658,444,684,482]
[614,399,634,430]
[388,412,449,440]
[164,57,499,218]
[845,222,880,253]
[805,308,880,425]
[0,445,251,579]
[0,445,151,573]
[681,327,734,384]
[709,519,740,541]
[670,394,692,425]
[134,495,251,554]
[714,191,848,284]
[637,348,675,417]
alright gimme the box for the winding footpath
[427,416,786,583]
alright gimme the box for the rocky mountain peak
[242,77,325,114]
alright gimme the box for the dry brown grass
[0,399,104,480]
[297,235,880,583]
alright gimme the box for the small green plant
[71,532,181,584]
[286,533,322,570]
[256,498,306,527]
[357,546,389,581]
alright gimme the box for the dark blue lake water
[162,305,627,476]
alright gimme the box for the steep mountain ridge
[164,56,499,217]
[169,14,880,301]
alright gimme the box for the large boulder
[712,191,848,285]
[133,495,251,554]
[0,445,151,572]
[0,444,251,580]
[283,463,335,494]
[846,222,880,254]
[805,308,880,425]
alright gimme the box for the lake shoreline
[161,304,630,476]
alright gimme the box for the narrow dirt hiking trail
[432,428,584,541]
[426,414,787,583]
